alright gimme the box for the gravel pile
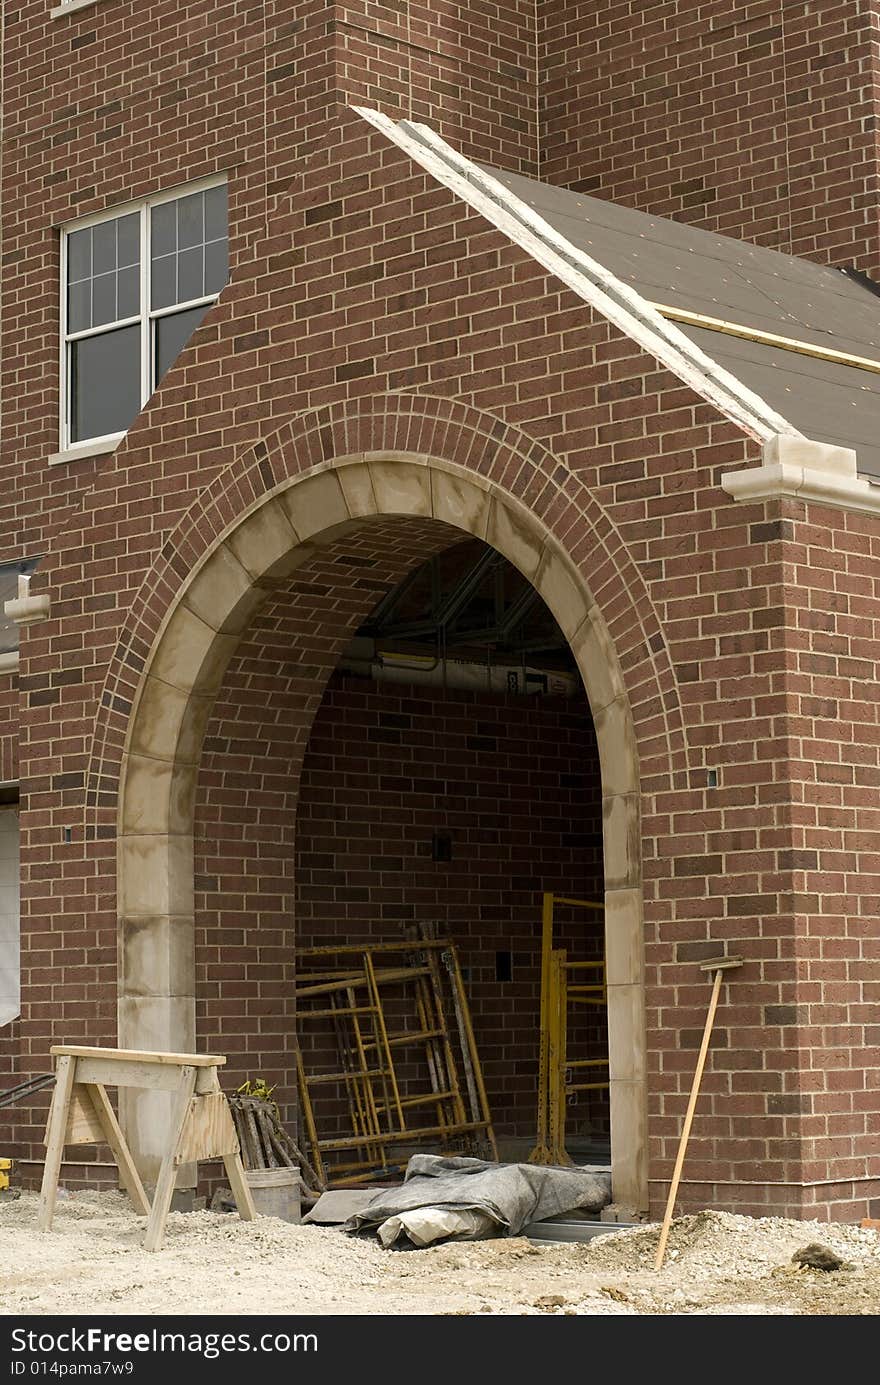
[579,1209,880,1276]
[3,1191,880,1316]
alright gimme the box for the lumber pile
[227,1093,322,1191]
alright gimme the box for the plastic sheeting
[345,1155,612,1248]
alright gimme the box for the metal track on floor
[523,1219,642,1245]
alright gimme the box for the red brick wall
[335,1,539,173]
[539,1,880,274]
[0,0,538,553]
[0,0,877,1218]
[0,679,17,787]
[295,671,605,1149]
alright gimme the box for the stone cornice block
[721,434,880,516]
[3,593,50,627]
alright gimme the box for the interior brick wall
[539,1,880,274]
[294,671,605,1150]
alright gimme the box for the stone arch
[117,448,653,1208]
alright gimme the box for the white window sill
[0,652,19,676]
[50,0,102,18]
[48,436,122,466]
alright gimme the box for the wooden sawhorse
[37,1045,257,1251]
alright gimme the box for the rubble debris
[791,1243,846,1272]
[210,1186,237,1214]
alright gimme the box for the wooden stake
[654,958,742,1270]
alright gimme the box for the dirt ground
[2,1190,880,1316]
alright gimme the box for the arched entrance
[116,455,647,1206]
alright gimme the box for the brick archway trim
[106,395,684,1210]
[90,395,686,830]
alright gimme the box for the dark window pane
[204,184,227,242]
[92,219,117,275]
[177,245,204,303]
[70,324,141,443]
[151,201,176,258]
[176,191,203,250]
[117,265,139,319]
[151,254,176,310]
[91,271,117,327]
[67,280,91,334]
[154,303,210,384]
[204,237,228,295]
[67,228,91,283]
[117,213,140,268]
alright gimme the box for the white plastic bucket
[245,1167,302,1223]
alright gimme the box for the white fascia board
[353,106,800,445]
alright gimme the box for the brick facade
[0,2,879,1221]
[539,1,880,274]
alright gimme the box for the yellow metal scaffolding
[530,892,609,1166]
[296,938,497,1186]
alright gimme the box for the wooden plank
[652,302,880,378]
[86,1084,151,1217]
[175,1093,239,1165]
[143,1066,197,1253]
[296,966,430,998]
[62,1086,105,1145]
[298,939,451,958]
[244,1105,262,1170]
[444,945,499,1161]
[222,1150,257,1222]
[51,1046,225,1068]
[315,1119,490,1152]
[73,1057,185,1091]
[36,1055,77,1232]
[255,1107,281,1170]
[529,891,554,1164]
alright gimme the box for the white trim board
[353,107,800,446]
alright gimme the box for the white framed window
[60,175,229,451]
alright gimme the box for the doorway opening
[294,537,609,1172]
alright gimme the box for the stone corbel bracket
[722,435,880,516]
[4,575,50,628]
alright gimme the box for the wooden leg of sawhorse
[200,1066,255,1221]
[37,1055,77,1232]
[143,1065,197,1253]
[222,1151,257,1221]
[87,1083,151,1217]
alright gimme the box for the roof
[356,107,880,487]
[486,168,880,480]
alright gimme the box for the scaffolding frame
[296,938,497,1186]
[529,892,609,1166]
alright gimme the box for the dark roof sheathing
[486,166,880,480]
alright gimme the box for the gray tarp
[344,1155,611,1241]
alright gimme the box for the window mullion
[149,293,216,322]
